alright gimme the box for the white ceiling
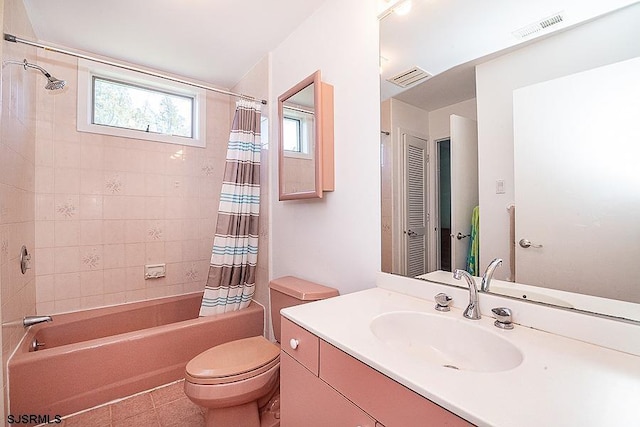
[381,0,640,110]
[22,0,328,89]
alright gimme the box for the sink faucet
[453,269,481,320]
[480,258,503,292]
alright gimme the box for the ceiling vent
[387,66,432,88]
[512,12,566,39]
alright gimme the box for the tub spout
[23,315,52,327]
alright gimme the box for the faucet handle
[491,307,514,329]
[434,293,453,312]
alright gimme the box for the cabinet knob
[289,338,299,350]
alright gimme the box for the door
[403,133,429,277]
[450,115,478,272]
[436,139,451,271]
[513,58,640,297]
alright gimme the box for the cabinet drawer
[281,317,320,375]
[320,340,473,427]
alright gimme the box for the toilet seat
[186,336,280,385]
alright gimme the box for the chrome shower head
[6,59,66,90]
[44,77,66,91]
[22,60,66,90]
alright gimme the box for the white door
[513,58,640,298]
[403,133,429,277]
[450,115,479,272]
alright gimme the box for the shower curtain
[199,100,262,316]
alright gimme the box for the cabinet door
[320,341,472,427]
[281,351,376,427]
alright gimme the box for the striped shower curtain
[199,100,261,316]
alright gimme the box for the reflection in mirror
[380,2,640,322]
[281,83,316,196]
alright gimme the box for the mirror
[380,2,640,322]
[278,70,334,200]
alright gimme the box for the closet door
[403,133,429,277]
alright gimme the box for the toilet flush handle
[289,338,299,350]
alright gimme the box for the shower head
[22,60,66,90]
[5,59,66,90]
[44,77,66,91]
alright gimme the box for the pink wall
[0,0,38,417]
[32,50,235,314]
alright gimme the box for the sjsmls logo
[7,414,62,424]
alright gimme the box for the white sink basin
[370,311,523,373]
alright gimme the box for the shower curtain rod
[3,33,268,105]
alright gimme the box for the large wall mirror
[380,0,640,322]
[278,70,334,200]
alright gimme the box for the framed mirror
[278,70,334,200]
[380,1,640,323]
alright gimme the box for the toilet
[184,276,339,427]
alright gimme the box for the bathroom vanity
[280,273,640,426]
[280,317,470,427]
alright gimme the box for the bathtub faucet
[23,315,53,328]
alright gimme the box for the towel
[466,206,479,275]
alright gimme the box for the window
[282,117,302,152]
[78,59,206,147]
[282,107,314,158]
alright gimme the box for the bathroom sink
[369,311,523,373]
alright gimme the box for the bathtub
[8,292,264,419]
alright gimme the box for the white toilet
[184,276,339,427]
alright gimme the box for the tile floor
[58,380,205,427]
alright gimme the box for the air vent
[512,12,565,39]
[387,66,432,88]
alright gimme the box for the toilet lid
[185,336,280,385]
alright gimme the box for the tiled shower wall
[33,51,233,314]
[0,0,38,416]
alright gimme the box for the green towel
[466,206,479,275]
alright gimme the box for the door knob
[519,238,543,249]
[406,230,417,237]
[456,232,470,240]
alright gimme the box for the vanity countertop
[281,286,640,427]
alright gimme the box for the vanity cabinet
[280,317,472,427]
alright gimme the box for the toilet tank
[269,276,339,343]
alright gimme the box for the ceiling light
[378,0,413,20]
[393,0,412,16]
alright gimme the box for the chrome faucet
[453,269,481,320]
[480,258,503,292]
[23,315,52,328]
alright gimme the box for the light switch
[496,179,505,194]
